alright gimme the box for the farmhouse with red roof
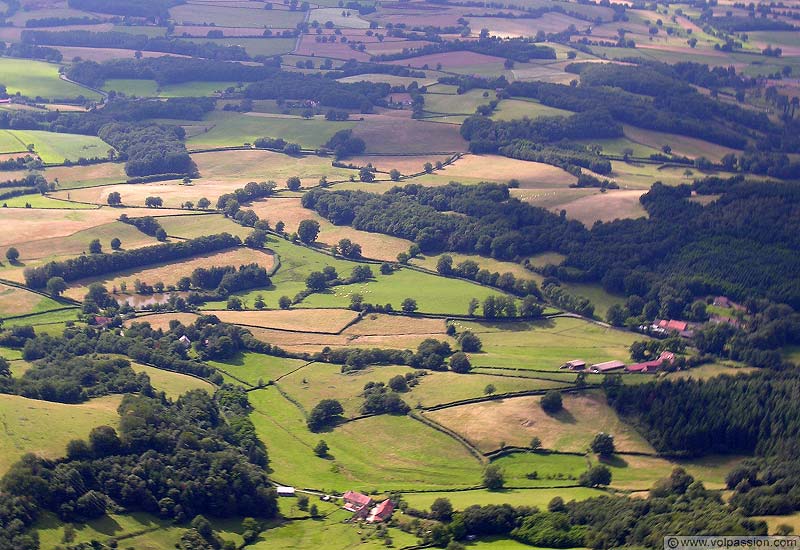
[366,499,395,523]
[342,491,372,513]
[626,351,675,373]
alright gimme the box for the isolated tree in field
[89,239,102,254]
[279,296,292,309]
[110,237,121,251]
[107,191,122,206]
[306,271,328,291]
[197,197,211,209]
[335,238,361,258]
[458,331,482,352]
[245,229,268,249]
[314,440,329,457]
[350,265,372,282]
[309,504,319,517]
[530,436,542,451]
[548,496,565,512]
[401,297,418,313]
[483,464,505,490]
[424,162,433,173]
[227,296,244,310]
[298,219,320,243]
[46,277,67,297]
[429,497,453,522]
[380,262,392,275]
[359,167,375,182]
[520,296,543,318]
[286,176,302,191]
[436,255,453,275]
[540,390,562,414]
[580,464,612,487]
[388,374,409,392]
[254,295,266,310]
[468,298,479,316]
[307,399,344,431]
[155,228,167,242]
[5,247,19,263]
[389,168,401,181]
[484,384,496,395]
[145,196,163,208]
[591,432,615,457]
[275,220,285,233]
[449,351,471,373]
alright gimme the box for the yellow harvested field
[0,283,47,315]
[0,394,122,476]
[0,207,126,248]
[438,154,577,187]
[251,197,413,261]
[427,391,655,454]
[347,154,453,176]
[46,162,127,187]
[191,149,356,187]
[559,189,648,225]
[249,313,452,354]
[52,180,244,209]
[126,312,199,330]
[209,308,359,333]
[63,248,275,300]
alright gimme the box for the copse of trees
[245,73,390,111]
[307,399,344,431]
[301,182,585,261]
[98,122,196,177]
[66,56,280,88]
[24,233,240,288]
[373,37,556,63]
[1,390,278,525]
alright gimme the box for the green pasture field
[0,58,102,100]
[131,363,215,399]
[411,252,543,283]
[34,511,245,550]
[337,73,438,87]
[0,129,113,164]
[2,308,80,327]
[666,361,758,381]
[170,3,303,27]
[0,393,122,476]
[250,510,419,549]
[157,213,252,239]
[492,452,589,487]
[44,162,128,189]
[452,316,639,371]
[426,390,656,454]
[182,37,297,57]
[210,352,309,387]
[0,283,65,319]
[310,7,372,28]
[112,25,169,37]
[299,267,518,315]
[103,79,242,98]
[9,360,33,377]
[401,486,606,511]
[0,346,23,360]
[248,387,484,491]
[491,98,574,121]
[526,252,566,268]
[185,111,355,150]
[0,129,27,153]
[424,89,493,115]
[559,282,625,318]
[202,235,365,309]
[1,194,98,209]
[574,136,661,158]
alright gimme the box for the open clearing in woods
[131,363,215,400]
[426,391,655,454]
[62,248,276,300]
[250,197,414,261]
[438,154,577,187]
[0,58,102,100]
[0,394,122,476]
[558,189,649,225]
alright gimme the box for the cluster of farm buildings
[561,350,675,374]
[275,487,394,523]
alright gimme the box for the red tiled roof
[343,491,372,506]
[374,499,394,518]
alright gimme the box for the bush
[540,391,562,414]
